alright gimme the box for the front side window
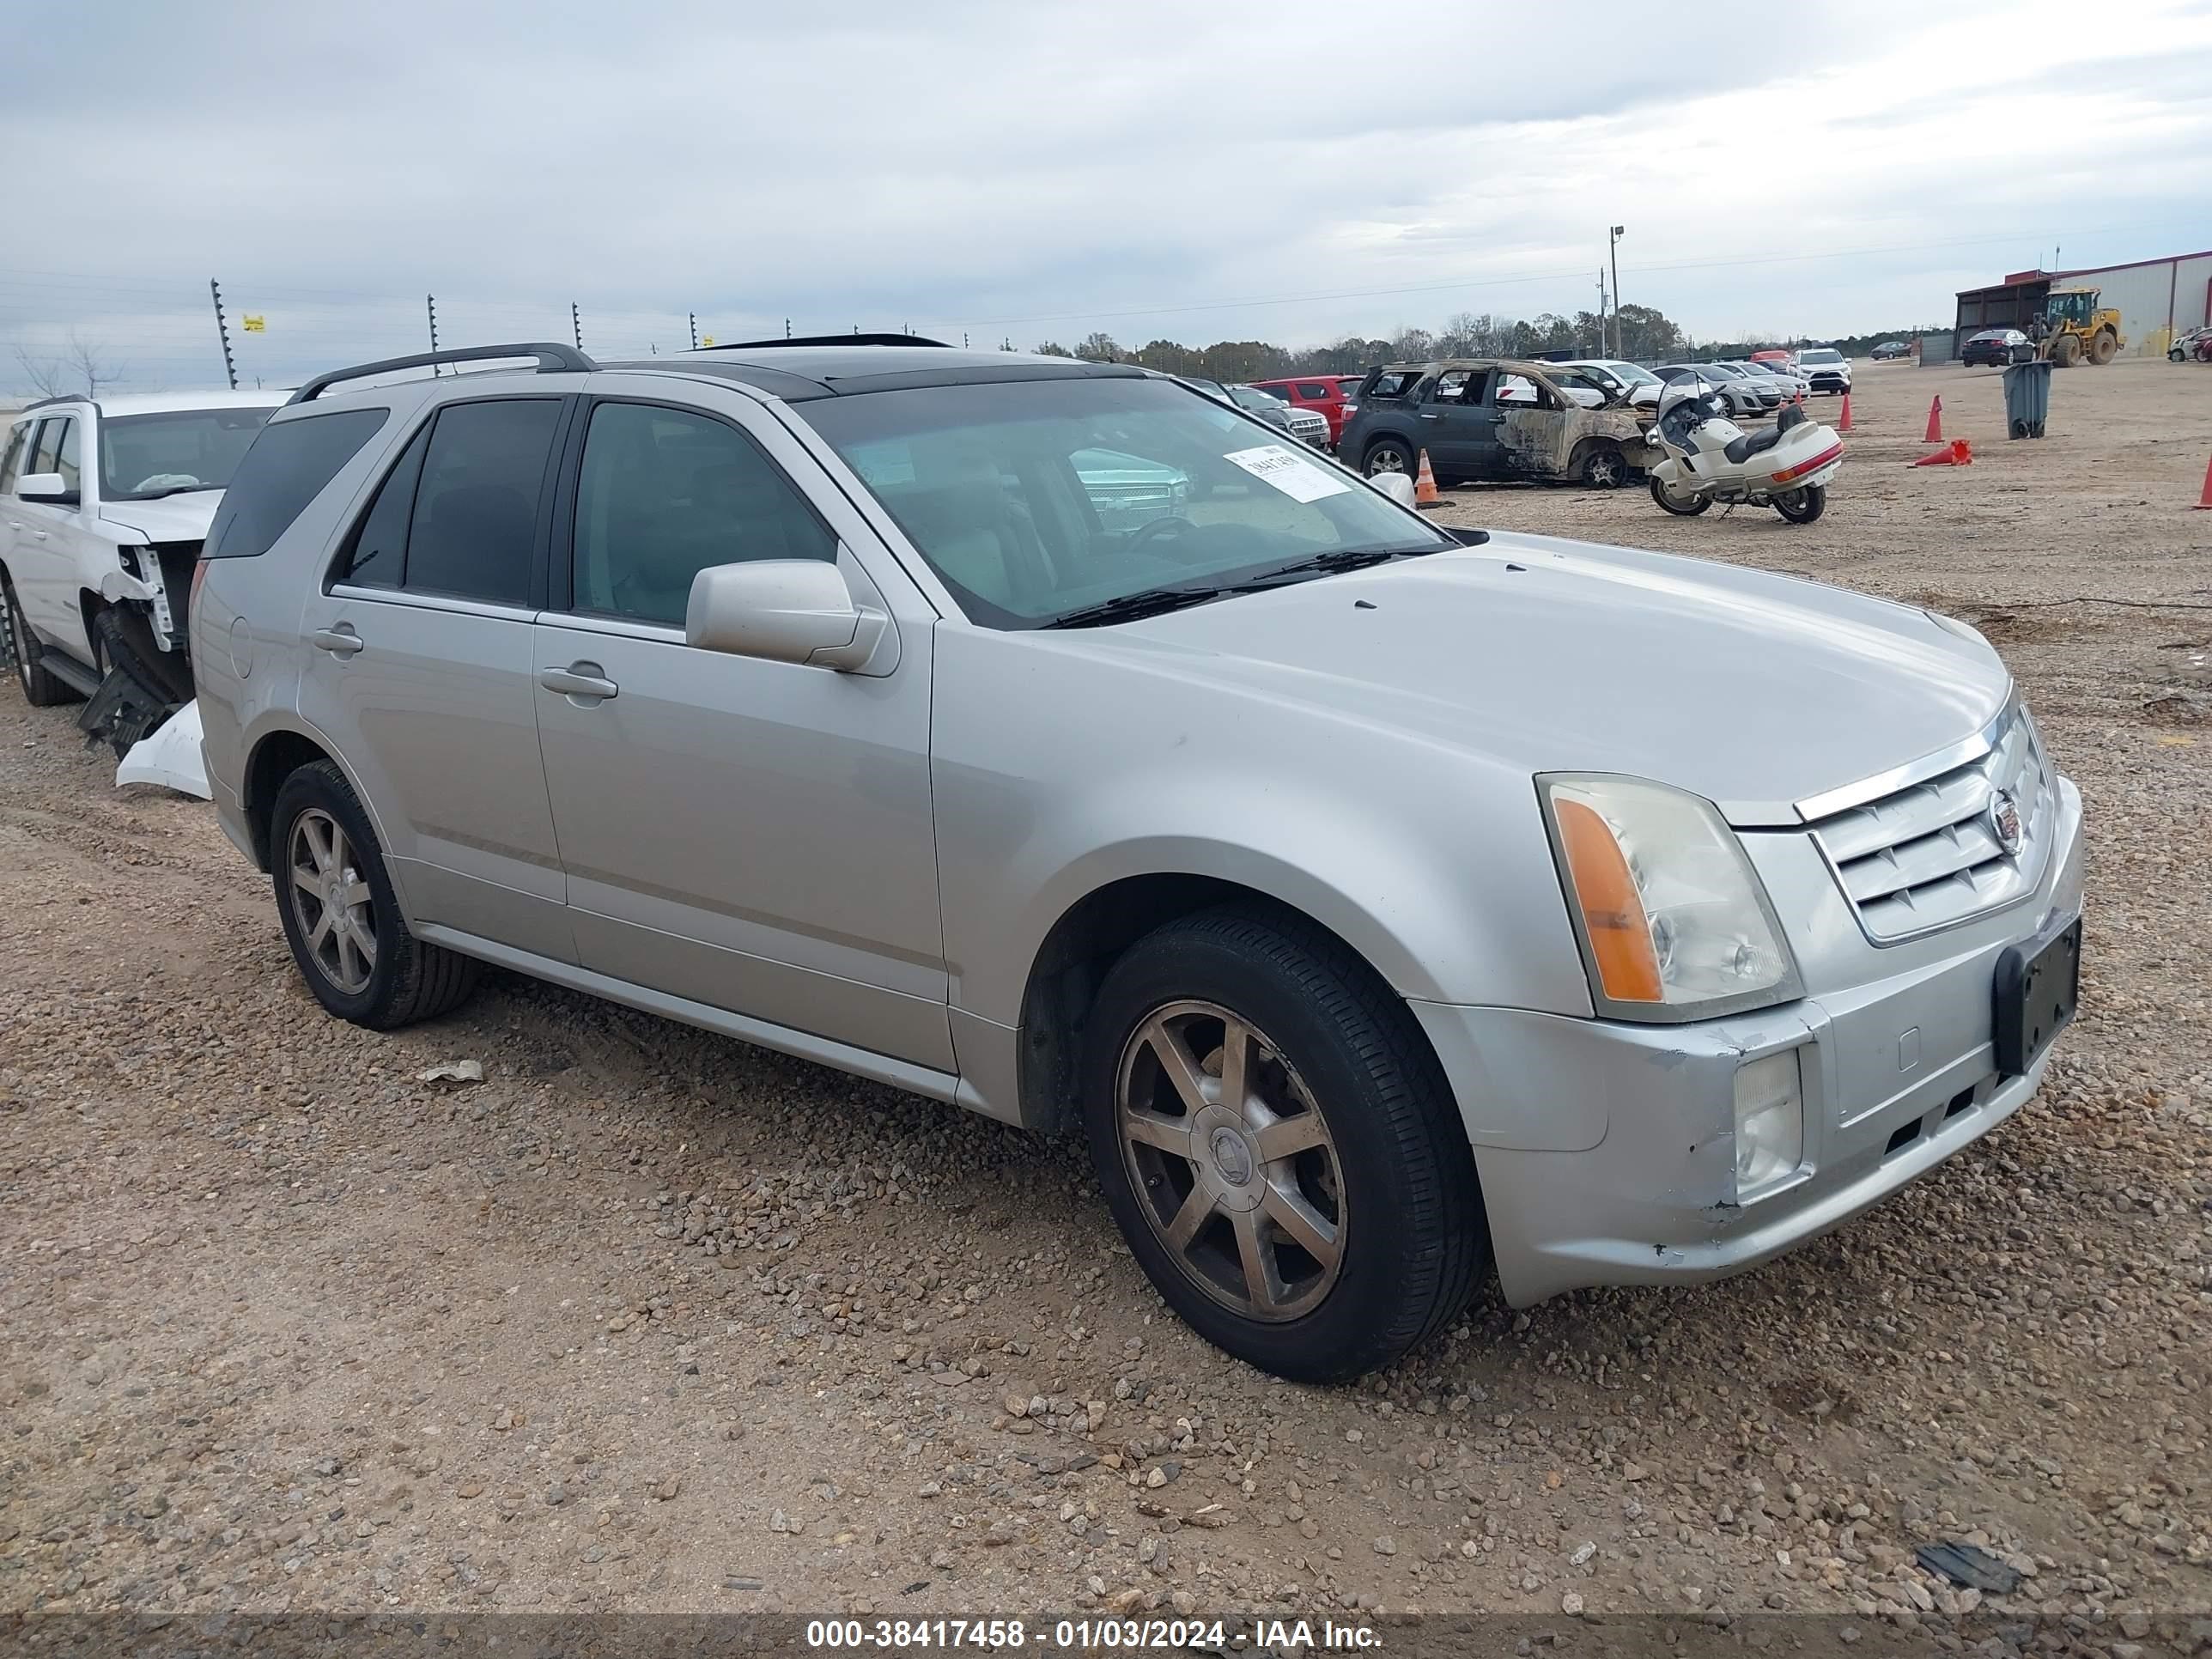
[401,398,562,605]
[52,419,81,492]
[98,407,277,501]
[799,375,1449,629]
[29,417,66,479]
[569,401,836,626]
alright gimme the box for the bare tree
[12,331,118,399]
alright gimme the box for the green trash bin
[2003,360,2051,439]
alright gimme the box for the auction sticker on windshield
[1224,443,1351,504]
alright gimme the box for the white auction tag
[1223,443,1352,504]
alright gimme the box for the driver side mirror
[685,558,892,675]
[1370,471,1418,509]
[16,471,77,507]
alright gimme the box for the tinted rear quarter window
[205,408,390,559]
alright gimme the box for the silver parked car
[192,337,2086,1382]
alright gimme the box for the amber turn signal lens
[1553,798,1663,1003]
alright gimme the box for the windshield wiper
[1040,586,1234,629]
[132,483,222,500]
[1230,544,1441,590]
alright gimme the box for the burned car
[1338,359,1658,489]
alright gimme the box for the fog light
[1733,1049,1805,1195]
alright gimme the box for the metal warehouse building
[1953,248,2212,359]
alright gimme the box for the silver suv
[194,337,2085,1382]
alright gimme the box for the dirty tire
[1650,476,1711,516]
[94,605,194,706]
[2,571,75,707]
[2050,333,2081,368]
[1363,436,1414,479]
[1578,443,1626,489]
[270,759,479,1030]
[1081,904,1487,1383]
[2089,330,2118,366]
[1776,483,1827,524]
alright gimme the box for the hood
[98,491,222,544]
[1083,533,2011,825]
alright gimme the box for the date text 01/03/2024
[803,1617,1383,1650]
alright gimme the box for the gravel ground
[1,359,2208,1645]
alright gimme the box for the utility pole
[209,279,239,391]
[427,294,440,373]
[688,313,697,350]
[785,318,792,339]
[1595,268,1608,356]
[1608,225,1626,357]
[571,302,582,352]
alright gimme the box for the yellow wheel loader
[2039,288,2124,367]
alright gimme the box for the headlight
[1539,774,1802,1022]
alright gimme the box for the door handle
[310,625,364,657]
[1419,412,1441,421]
[538,662,618,702]
[5,521,20,530]
[32,531,46,541]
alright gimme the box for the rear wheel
[1363,436,1414,480]
[2089,329,2118,366]
[1082,907,1486,1382]
[1650,476,1711,515]
[1775,483,1826,524]
[271,760,479,1030]
[1,572,74,707]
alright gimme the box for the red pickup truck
[1249,375,1364,446]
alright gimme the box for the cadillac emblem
[1988,789,2025,856]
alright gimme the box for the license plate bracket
[1992,917,2081,1077]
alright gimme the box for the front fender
[931,627,1596,1031]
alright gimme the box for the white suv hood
[98,492,222,544]
[1099,532,2011,825]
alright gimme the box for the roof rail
[286,342,597,405]
[22,394,93,412]
[705,333,951,351]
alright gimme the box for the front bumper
[1415,775,2084,1306]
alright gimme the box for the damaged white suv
[1,392,277,749]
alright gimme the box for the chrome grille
[1808,709,2053,941]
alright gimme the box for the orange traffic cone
[1838,392,1853,433]
[1414,448,1442,507]
[1910,438,1973,468]
[2196,450,2212,509]
[1923,395,1944,443]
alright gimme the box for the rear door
[1419,368,1501,477]
[296,394,575,962]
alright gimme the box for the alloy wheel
[1366,447,1408,477]
[1115,1000,1346,1322]
[289,808,378,994]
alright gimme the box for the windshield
[1798,349,1843,364]
[798,376,1449,629]
[98,406,277,501]
[1602,362,1662,387]
[1229,386,1284,410]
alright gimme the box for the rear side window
[1364,369,1422,400]
[205,407,389,559]
[1296,382,1331,399]
[335,422,430,588]
[400,398,562,605]
[0,424,27,492]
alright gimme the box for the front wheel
[1775,483,1826,524]
[1578,443,1626,489]
[2177,349,2190,363]
[1649,475,1711,515]
[1082,907,1486,1382]
[1363,436,1414,480]
[271,759,480,1029]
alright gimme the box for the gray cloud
[5,0,2209,389]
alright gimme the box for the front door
[9,416,90,655]
[531,386,951,1071]
[295,394,574,963]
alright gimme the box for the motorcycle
[1644,378,1843,524]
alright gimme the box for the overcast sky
[5,0,2210,390]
